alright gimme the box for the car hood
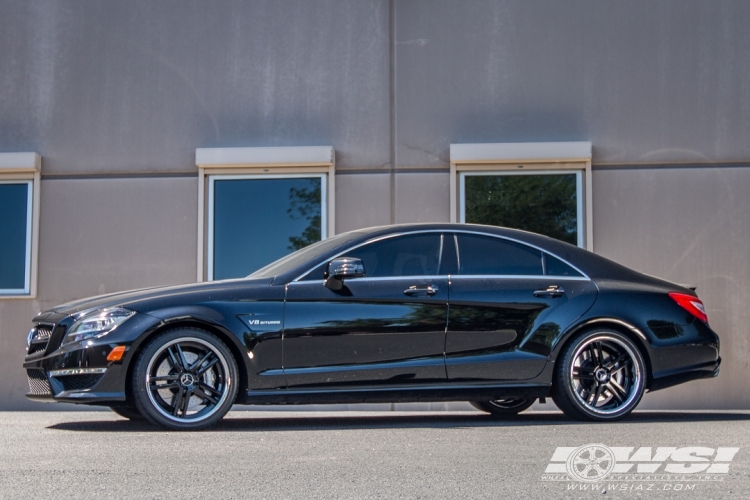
[47,277,276,317]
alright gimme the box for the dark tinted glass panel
[213,177,322,279]
[545,253,583,277]
[464,173,578,245]
[0,183,29,291]
[342,233,441,278]
[457,234,543,276]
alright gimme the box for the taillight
[669,292,708,323]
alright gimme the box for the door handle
[404,285,439,297]
[533,285,565,298]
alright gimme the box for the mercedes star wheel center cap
[180,373,196,387]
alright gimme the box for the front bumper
[22,311,161,405]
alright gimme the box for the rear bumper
[649,357,721,392]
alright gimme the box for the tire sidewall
[131,328,239,430]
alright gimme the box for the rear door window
[456,233,543,276]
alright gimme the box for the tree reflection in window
[464,174,578,245]
[287,178,322,251]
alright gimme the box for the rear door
[283,232,450,388]
[446,232,598,382]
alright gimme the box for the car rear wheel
[109,405,145,421]
[552,328,646,421]
[470,398,535,417]
[131,328,239,430]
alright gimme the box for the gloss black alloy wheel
[470,398,535,417]
[552,329,646,421]
[132,328,238,430]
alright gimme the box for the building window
[0,153,41,297]
[196,146,335,281]
[460,170,582,247]
[208,174,326,280]
[450,142,593,249]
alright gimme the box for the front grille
[27,369,52,395]
[56,374,104,392]
[27,324,54,356]
[27,343,47,355]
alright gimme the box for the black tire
[552,328,646,421]
[470,398,535,417]
[109,405,145,421]
[131,328,239,431]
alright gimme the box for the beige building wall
[592,166,750,409]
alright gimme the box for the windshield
[248,231,365,278]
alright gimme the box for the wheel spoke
[181,389,192,416]
[167,346,184,370]
[572,367,595,380]
[198,382,223,397]
[608,379,628,401]
[150,382,180,391]
[176,344,189,371]
[196,356,219,376]
[587,382,599,405]
[589,343,599,366]
[171,387,185,416]
[188,351,214,372]
[193,386,219,405]
[591,382,606,407]
[150,374,179,382]
[611,357,633,374]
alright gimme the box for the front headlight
[62,308,135,345]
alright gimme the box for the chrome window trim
[289,275,447,284]
[449,274,590,281]
[292,229,590,282]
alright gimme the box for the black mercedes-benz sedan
[23,224,720,430]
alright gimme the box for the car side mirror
[325,257,365,291]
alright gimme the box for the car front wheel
[552,328,646,421]
[131,328,239,430]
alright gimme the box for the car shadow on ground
[47,410,750,433]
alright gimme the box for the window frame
[196,146,335,282]
[449,142,593,250]
[0,152,41,298]
[293,229,590,282]
[206,173,328,281]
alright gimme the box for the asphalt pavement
[0,409,747,499]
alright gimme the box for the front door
[283,232,450,389]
